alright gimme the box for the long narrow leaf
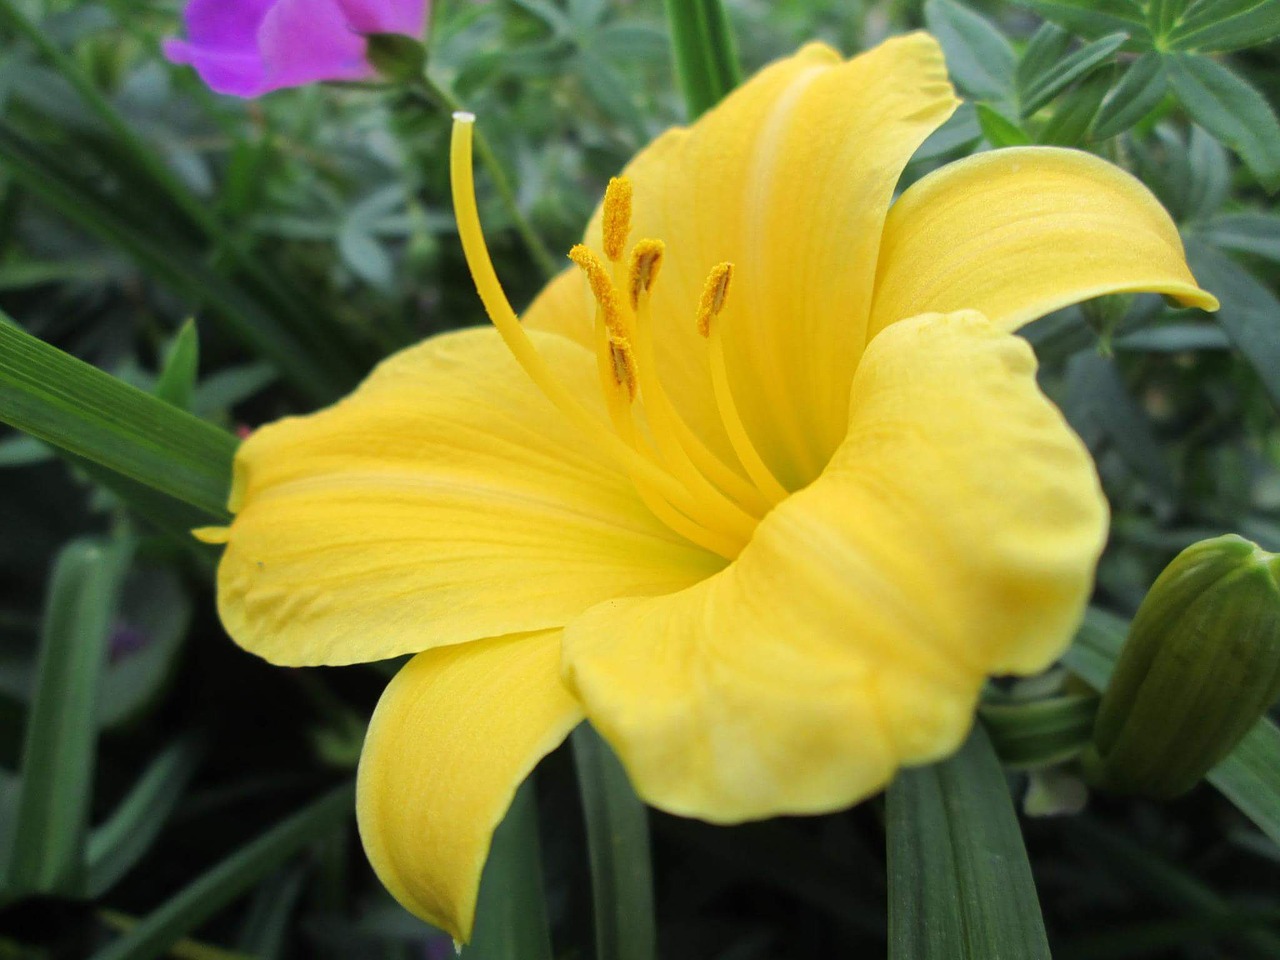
[0,317,236,520]
[90,784,354,960]
[662,0,741,119]
[461,779,553,960]
[5,538,129,897]
[886,725,1051,959]
[571,725,656,960]
[85,735,206,898]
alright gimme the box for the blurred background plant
[0,0,1279,957]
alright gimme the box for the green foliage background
[0,0,1279,956]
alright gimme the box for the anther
[609,337,638,401]
[602,177,633,263]
[628,239,665,310]
[569,244,627,338]
[697,263,734,337]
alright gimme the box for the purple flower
[163,0,429,98]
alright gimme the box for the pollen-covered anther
[569,244,628,339]
[628,239,665,310]
[609,336,638,401]
[602,177,633,263]
[697,262,734,338]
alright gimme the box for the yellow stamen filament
[451,114,748,559]
[699,265,791,505]
[627,247,773,517]
[601,177,633,263]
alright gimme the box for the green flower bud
[1085,534,1280,799]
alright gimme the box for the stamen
[628,239,665,310]
[700,266,791,505]
[697,263,734,338]
[449,113,746,559]
[569,245,628,340]
[602,177,633,263]
[609,336,638,401]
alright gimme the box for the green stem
[413,76,559,280]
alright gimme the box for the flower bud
[1085,534,1280,798]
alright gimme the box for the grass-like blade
[980,694,1099,768]
[1064,607,1280,845]
[461,778,553,960]
[886,725,1051,959]
[90,784,354,960]
[85,735,206,898]
[5,538,129,897]
[571,725,656,960]
[0,316,236,520]
[662,0,742,119]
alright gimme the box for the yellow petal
[579,35,958,489]
[562,311,1106,823]
[523,265,592,348]
[218,327,721,666]
[867,147,1219,341]
[357,630,583,942]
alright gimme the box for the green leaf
[460,778,553,960]
[89,784,354,960]
[1039,69,1112,145]
[1163,52,1280,192]
[662,0,741,119]
[1012,0,1150,41]
[1185,239,1280,411]
[1091,51,1168,138]
[1016,23,1072,99]
[571,725,656,960]
[1184,125,1231,221]
[1166,0,1280,51]
[1064,607,1280,847]
[1197,212,1280,262]
[886,725,1051,959]
[1020,32,1128,117]
[154,321,200,412]
[5,538,129,897]
[0,317,236,520]
[980,695,1100,768]
[976,104,1032,146]
[85,735,205,898]
[924,0,1016,102]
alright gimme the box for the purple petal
[162,37,271,97]
[177,0,277,51]
[256,0,375,90]
[333,0,429,36]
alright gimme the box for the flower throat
[450,113,788,560]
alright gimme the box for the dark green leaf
[1021,32,1128,116]
[887,725,1050,959]
[1092,51,1168,138]
[153,321,199,412]
[1039,70,1112,145]
[924,0,1017,101]
[1185,239,1280,411]
[1185,125,1231,221]
[1012,0,1150,41]
[976,104,1032,146]
[5,538,129,897]
[1164,52,1280,192]
[662,0,741,119]
[980,695,1100,768]
[572,725,656,960]
[0,317,236,520]
[1197,212,1280,262]
[90,784,354,960]
[1016,23,1072,98]
[461,778,553,960]
[85,735,205,898]
[1167,0,1280,51]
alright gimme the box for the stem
[414,76,559,280]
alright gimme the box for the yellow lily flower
[198,34,1216,942]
